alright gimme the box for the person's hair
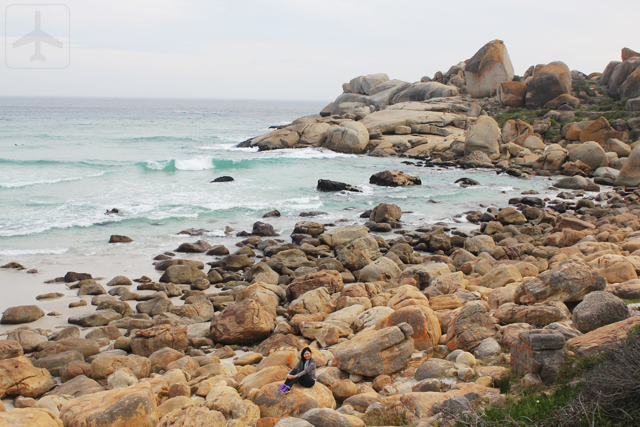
[300,347,312,359]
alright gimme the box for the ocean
[0,97,554,312]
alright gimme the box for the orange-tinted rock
[497,81,526,107]
[375,306,441,351]
[465,40,515,98]
[210,299,275,345]
[445,302,499,352]
[525,62,572,109]
[568,317,640,357]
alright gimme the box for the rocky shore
[2,40,640,427]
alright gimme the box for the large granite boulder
[59,382,158,427]
[525,62,572,109]
[464,115,501,160]
[324,121,369,154]
[336,235,381,271]
[1,305,45,324]
[252,381,335,418]
[510,329,565,382]
[90,355,151,384]
[571,291,630,333]
[445,302,499,351]
[568,317,640,357]
[68,309,122,327]
[514,259,606,304]
[375,306,441,351]
[494,301,571,326]
[33,350,84,377]
[288,287,336,315]
[370,202,402,223]
[333,324,414,376]
[0,340,23,360]
[369,170,421,187]
[0,408,63,427]
[349,73,389,95]
[160,264,207,284]
[287,270,344,301]
[157,405,226,427]
[300,408,352,427]
[319,225,368,248]
[497,81,527,107]
[210,299,274,344]
[569,141,607,170]
[131,325,188,358]
[357,257,401,283]
[465,39,515,98]
[615,145,640,186]
[391,82,459,103]
[0,356,54,398]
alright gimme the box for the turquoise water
[0,97,554,261]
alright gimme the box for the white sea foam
[0,172,106,189]
[0,247,68,256]
[199,144,259,152]
[174,157,214,171]
[144,160,169,170]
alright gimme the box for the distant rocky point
[238,40,640,188]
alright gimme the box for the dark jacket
[290,357,317,380]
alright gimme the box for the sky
[0,0,639,101]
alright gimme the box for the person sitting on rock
[279,347,316,393]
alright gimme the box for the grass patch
[363,408,411,426]
[478,384,576,427]
[544,129,560,140]
[624,297,640,304]
[493,108,550,127]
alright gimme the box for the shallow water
[0,97,556,313]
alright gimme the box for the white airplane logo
[13,11,63,62]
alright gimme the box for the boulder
[497,81,527,107]
[0,340,23,360]
[464,115,501,160]
[391,82,459,103]
[571,291,630,333]
[210,299,274,344]
[59,382,158,427]
[369,170,421,187]
[494,301,571,326]
[251,128,300,150]
[46,375,104,397]
[252,382,335,418]
[68,309,122,327]
[319,225,369,248]
[554,176,589,190]
[316,180,362,193]
[375,306,441,351]
[0,356,54,398]
[300,408,352,427]
[157,405,226,427]
[324,122,369,154]
[90,355,151,384]
[567,317,640,357]
[569,141,607,170]
[465,40,515,98]
[288,288,336,316]
[6,330,47,353]
[1,305,45,324]
[160,265,206,284]
[0,408,63,427]
[349,73,389,95]
[370,203,402,223]
[445,302,499,351]
[480,265,522,288]
[176,240,211,253]
[525,62,572,109]
[336,235,381,271]
[333,325,414,376]
[33,351,84,377]
[580,117,620,144]
[510,329,565,382]
[514,259,606,304]
[131,325,188,358]
[287,270,344,301]
[357,257,401,283]
[615,144,640,186]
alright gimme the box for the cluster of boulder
[3,180,640,426]
[238,41,640,189]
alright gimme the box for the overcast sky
[1,0,639,101]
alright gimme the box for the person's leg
[282,368,301,388]
[298,375,315,388]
